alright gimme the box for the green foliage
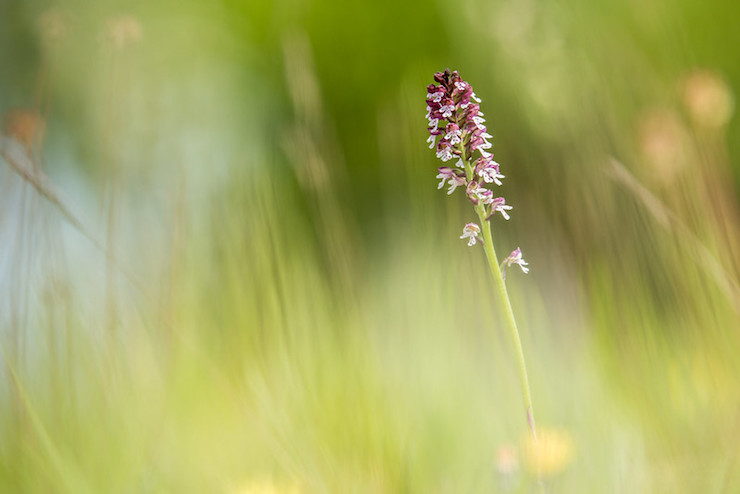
[1,0,739,491]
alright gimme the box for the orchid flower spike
[501,247,529,279]
[426,70,539,446]
[426,69,528,274]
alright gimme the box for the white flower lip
[460,223,481,246]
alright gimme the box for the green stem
[460,153,538,441]
[454,109,543,491]
[477,210,538,441]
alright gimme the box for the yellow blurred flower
[682,69,734,129]
[637,108,688,185]
[521,427,575,477]
[232,480,302,494]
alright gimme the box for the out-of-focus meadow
[1,0,739,492]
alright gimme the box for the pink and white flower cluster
[427,69,528,276]
[426,69,510,220]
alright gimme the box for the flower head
[106,14,142,49]
[426,69,522,251]
[444,123,462,145]
[436,140,454,162]
[521,427,575,477]
[488,197,513,220]
[425,69,493,163]
[460,223,481,246]
[476,157,504,186]
[466,181,493,206]
[501,247,529,279]
[436,167,466,194]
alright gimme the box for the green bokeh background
[1,0,739,492]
